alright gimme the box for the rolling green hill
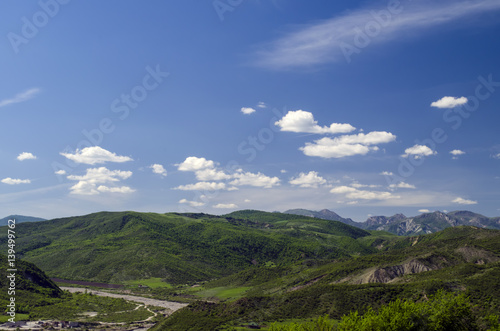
[0,211,380,284]
[152,226,500,330]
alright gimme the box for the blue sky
[1,0,500,222]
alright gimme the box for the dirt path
[60,287,188,311]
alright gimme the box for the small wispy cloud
[241,107,256,115]
[17,152,37,161]
[61,146,133,165]
[1,178,31,185]
[0,88,40,108]
[431,96,468,109]
[213,203,238,209]
[179,199,205,207]
[402,145,437,159]
[452,197,478,205]
[252,0,500,69]
[150,164,167,177]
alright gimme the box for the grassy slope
[0,211,379,284]
[152,226,500,330]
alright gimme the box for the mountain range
[1,209,500,329]
[0,215,46,225]
[284,209,500,235]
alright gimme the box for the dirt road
[60,287,188,311]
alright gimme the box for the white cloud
[177,156,215,171]
[17,152,37,161]
[150,164,167,177]
[195,168,231,181]
[380,171,393,176]
[450,149,465,156]
[418,209,430,213]
[301,131,396,158]
[493,153,500,159]
[1,178,31,185]
[0,88,40,108]
[330,185,398,200]
[55,170,67,175]
[275,110,355,134]
[452,197,478,205]
[244,199,251,203]
[351,182,379,189]
[230,171,280,188]
[179,199,206,207]
[61,146,133,165]
[97,186,135,194]
[389,182,416,189]
[213,203,238,209]
[402,145,437,158]
[241,107,256,115]
[252,1,500,69]
[431,96,468,109]
[67,167,133,195]
[280,169,287,174]
[174,181,227,191]
[289,171,327,188]
[257,102,267,108]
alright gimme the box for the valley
[1,210,500,330]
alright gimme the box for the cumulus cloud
[275,110,355,134]
[301,131,396,158]
[150,164,167,177]
[67,167,133,195]
[0,88,40,108]
[450,150,465,156]
[213,203,238,209]
[241,107,256,115]
[17,152,37,161]
[195,168,231,181]
[252,1,500,69]
[97,186,135,194]
[1,178,31,185]
[351,182,380,188]
[55,170,67,175]
[61,146,133,165]
[330,185,398,200]
[452,197,478,205]
[177,156,215,171]
[179,199,206,207]
[402,145,437,159]
[389,182,416,189]
[230,171,280,188]
[431,96,468,109]
[174,181,228,191]
[289,171,327,188]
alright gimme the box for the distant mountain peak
[284,208,500,236]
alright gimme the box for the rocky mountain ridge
[284,209,500,236]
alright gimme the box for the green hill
[0,211,377,284]
[152,226,500,330]
[0,254,62,322]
